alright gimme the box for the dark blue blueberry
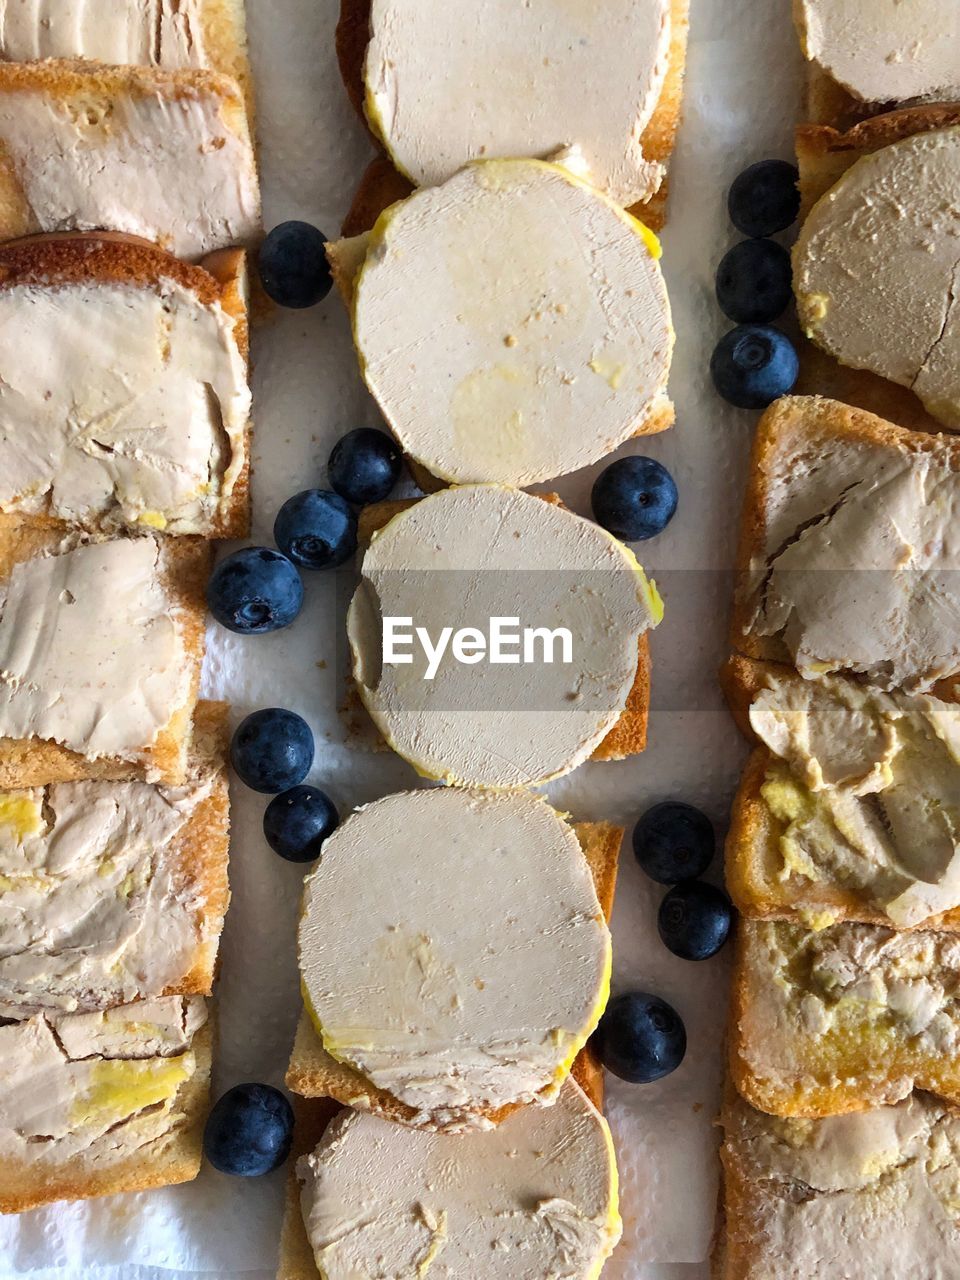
[207,547,304,635]
[728,160,800,238]
[264,785,339,863]
[274,490,358,571]
[231,708,314,794]
[634,801,715,885]
[329,428,403,506]
[592,992,686,1084]
[258,222,332,309]
[658,881,734,961]
[710,324,798,409]
[716,239,793,324]
[203,1083,294,1177]
[591,456,678,542]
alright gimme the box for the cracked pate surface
[0,0,210,67]
[795,128,960,429]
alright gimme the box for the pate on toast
[0,60,260,260]
[0,233,250,538]
[286,820,621,1129]
[721,655,960,931]
[0,996,211,1214]
[335,0,689,231]
[0,524,209,787]
[0,0,253,113]
[0,701,230,1017]
[730,395,960,692]
[794,105,960,432]
[731,918,960,1118]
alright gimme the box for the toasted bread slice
[352,497,650,761]
[335,0,688,232]
[716,1083,960,1278]
[730,918,960,1118]
[729,394,960,688]
[794,105,960,430]
[0,0,252,112]
[0,232,250,538]
[0,524,209,787]
[0,60,260,260]
[0,700,230,1016]
[286,820,621,1127]
[0,996,211,1214]
[721,655,960,931]
[277,1051,606,1280]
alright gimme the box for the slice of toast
[0,995,211,1214]
[0,60,261,260]
[350,498,650,761]
[0,525,210,787]
[794,105,960,431]
[729,394,960,688]
[730,918,960,1118]
[277,1051,607,1280]
[286,820,621,1128]
[716,1083,960,1278]
[0,700,230,1017]
[721,655,960,931]
[0,0,253,113]
[0,232,250,538]
[335,0,689,233]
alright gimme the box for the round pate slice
[347,485,662,789]
[797,0,960,105]
[351,159,673,486]
[298,1077,621,1280]
[794,128,960,428]
[298,788,611,1129]
[363,0,672,207]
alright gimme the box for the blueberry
[274,490,358,571]
[329,428,403,506]
[231,708,314,794]
[258,221,332,309]
[592,992,686,1084]
[634,801,715,884]
[716,239,793,324]
[711,324,798,410]
[658,881,733,961]
[264,785,339,862]
[208,547,304,635]
[591,456,678,542]
[728,160,800,238]
[203,1083,294,1177]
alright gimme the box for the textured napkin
[0,0,802,1275]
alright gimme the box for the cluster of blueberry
[710,160,803,410]
[591,803,733,1085]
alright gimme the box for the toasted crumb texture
[795,106,960,430]
[286,821,621,1126]
[730,918,960,1118]
[335,0,688,230]
[716,1084,960,1278]
[0,1017,212,1214]
[0,232,250,539]
[0,522,210,787]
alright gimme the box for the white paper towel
[0,0,804,1275]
